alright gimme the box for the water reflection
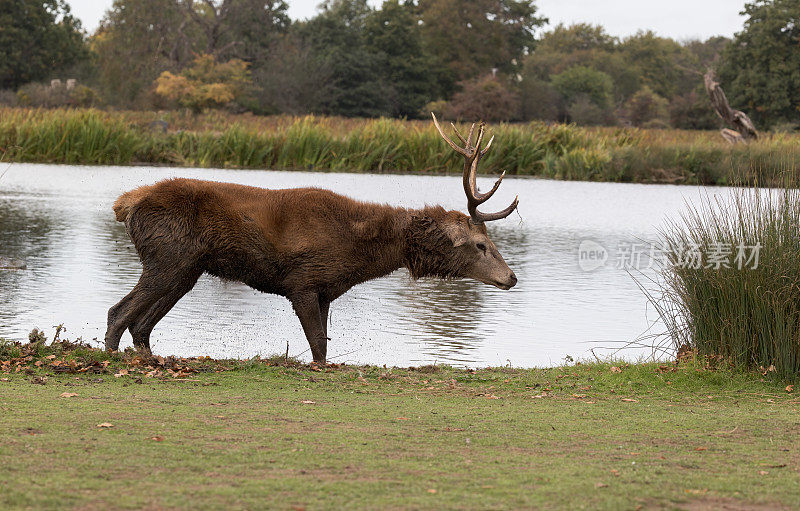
[0,163,733,367]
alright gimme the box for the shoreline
[3,107,799,187]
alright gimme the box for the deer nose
[508,272,518,287]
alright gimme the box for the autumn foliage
[155,54,252,113]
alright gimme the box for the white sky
[69,0,748,40]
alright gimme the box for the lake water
[0,163,729,367]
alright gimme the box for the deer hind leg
[291,292,327,364]
[105,260,200,352]
[128,268,202,355]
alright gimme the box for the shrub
[155,55,252,113]
[623,86,668,127]
[16,82,100,108]
[444,75,520,122]
[567,95,613,126]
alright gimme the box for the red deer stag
[105,114,518,363]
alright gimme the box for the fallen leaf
[96,422,114,428]
[572,393,587,398]
[213,415,225,419]
[485,394,501,399]
[150,436,165,442]
[610,366,622,373]
[0,378,8,382]
[427,489,437,494]
[759,470,769,475]
[59,392,78,398]
[786,385,794,393]
[300,400,315,404]
[114,369,129,378]
[766,399,775,403]
[695,447,708,451]
[610,469,620,477]
[621,398,638,403]
[595,482,608,489]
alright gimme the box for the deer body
[106,116,518,363]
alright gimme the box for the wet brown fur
[106,178,503,363]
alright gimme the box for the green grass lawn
[1,343,798,510]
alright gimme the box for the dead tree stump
[704,70,758,144]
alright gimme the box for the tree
[445,74,520,121]
[252,33,334,114]
[519,77,559,121]
[93,0,288,107]
[297,0,393,117]
[364,0,439,117]
[623,86,668,127]
[669,90,721,130]
[93,0,197,106]
[417,0,546,83]
[551,66,615,125]
[179,0,289,62]
[619,31,695,99]
[0,0,88,89]
[523,24,638,104]
[155,54,252,112]
[551,66,613,111]
[718,0,800,128]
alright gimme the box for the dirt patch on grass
[677,497,792,511]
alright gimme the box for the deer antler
[432,113,519,224]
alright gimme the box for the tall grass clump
[654,185,800,379]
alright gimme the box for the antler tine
[480,135,495,156]
[465,123,476,148]
[431,113,468,156]
[466,123,487,198]
[450,122,467,146]
[472,170,506,203]
[475,196,519,223]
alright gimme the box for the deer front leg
[291,292,327,364]
[319,295,330,340]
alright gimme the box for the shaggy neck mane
[402,206,466,280]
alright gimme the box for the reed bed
[651,186,800,379]
[2,107,799,184]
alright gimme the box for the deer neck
[348,206,411,282]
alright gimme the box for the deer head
[405,114,518,289]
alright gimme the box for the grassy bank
[2,107,799,185]
[1,339,799,510]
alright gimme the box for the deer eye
[476,243,487,253]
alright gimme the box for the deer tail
[113,186,153,223]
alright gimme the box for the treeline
[2,0,799,130]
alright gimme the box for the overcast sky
[69,0,748,40]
